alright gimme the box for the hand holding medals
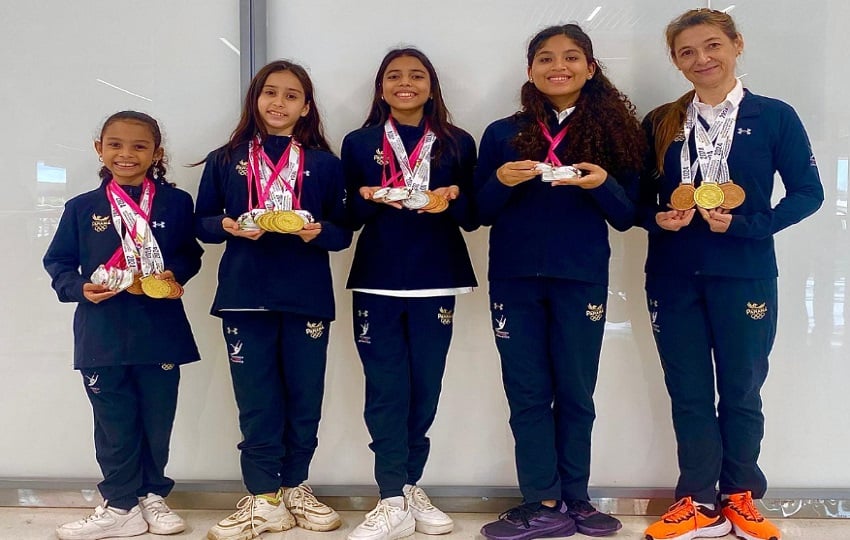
[367,186,451,213]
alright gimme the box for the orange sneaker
[721,492,781,540]
[644,497,731,540]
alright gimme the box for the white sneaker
[56,504,148,540]
[347,499,415,540]
[207,492,296,540]
[403,484,454,534]
[139,493,186,534]
[281,483,342,531]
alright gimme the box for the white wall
[1,0,848,493]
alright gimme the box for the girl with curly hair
[475,24,644,540]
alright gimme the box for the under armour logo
[357,310,369,317]
[152,221,166,228]
[648,299,659,308]
[226,327,238,335]
[304,170,311,176]
[737,128,751,135]
[493,303,504,311]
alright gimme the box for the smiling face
[94,119,162,186]
[671,23,742,97]
[528,34,596,111]
[256,70,310,136]
[381,55,431,124]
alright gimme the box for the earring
[528,78,533,83]
[98,155,103,162]
[152,161,159,180]
[587,74,593,80]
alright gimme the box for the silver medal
[402,190,430,209]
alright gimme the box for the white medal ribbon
[383,120,436,192]
[679,102,737,186]
[108,184,165,277]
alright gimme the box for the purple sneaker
[480,502,577,540]
[564,500,621,536]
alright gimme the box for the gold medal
[669,184,696,211]
[693,183,724,209]
[273,210,305,233]
[141,275,172,299]
[719,181,746,210]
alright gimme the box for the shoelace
[228,495,260,536]
[661,498,697,524]
[288,484,324,511]
[500,503,543,528]
[143,497,170,517]
[408,486,436,511]
[362,501,397,530]
[727,494,764,523]
[565,499,596,515]
[78,505,109,524]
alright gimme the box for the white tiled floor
[0,508,847,540]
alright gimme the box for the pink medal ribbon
[105,179,156,271]
[380,120,429,188]
[538,121,570,167]
[247,137,304,211]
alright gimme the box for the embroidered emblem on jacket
[437,307,453,325]
[746,302,768,320]
[648,298,660,333]
[229,340,244,364]
[236,160,248,176]
[306,321,325,339]
[91,214,110,232]
[226,326,238,335]
[161,363,174,371]
[674,130,686,142]
[152,221,165,228]
[373,148,386,166]
[737,128,752,135]
[586,303,604,322]
[494,315,509,339]
[493,302,504,311]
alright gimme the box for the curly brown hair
[512,24,645,176]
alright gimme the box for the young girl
[475,25,645,540]
[44,111,202,540]
[194,60,350,540]
[641,10,823,540]
[342,48,477,540]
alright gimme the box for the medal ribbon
[537,121,570,167]
[106,179,165,276]
[381,119,436,191]
[247,136,304,211]
[679,101,737,186]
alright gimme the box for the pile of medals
[236,208,315,233]
[371,187,449,213]
[536,163,582,182]
[670,181,746,211]
[90,265,183,299]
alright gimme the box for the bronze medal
[693,183,724,209]
[166,280,184,300]
[425,195,449,214]
[141,275,172,299]
[669,184,696,211]
[719,181,746,209]
[126,274,144,295]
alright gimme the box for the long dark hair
[98,111,168,183]
[197,60,331,165]
[512,24,645,175]
[363,47,460,160]
[650,9,741,170]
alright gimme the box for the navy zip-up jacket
[475,112,638,286]
[342,122,478,291]
[43,179,202,369]
[640,90,824,278]
[195,136,351,320]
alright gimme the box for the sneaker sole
[730,524,780,540]
[575,521,622,537]
[540,521,578,538]
[207,515,297,540]
[415,521,454,535]
[482,521,577,540]
[644,519,732,540]
[391,521,416,540]
[295,515,342,532]
[147,522,186,535]
[57,520,148,540]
